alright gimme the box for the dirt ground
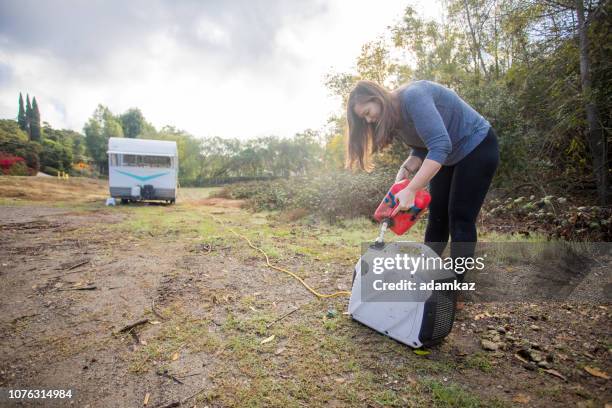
[0,177,610,408]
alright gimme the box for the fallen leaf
[544,369,567,381]
[261,335,275,345]
[413,349,430,356]
[140,340,148,346]
[274,347,285,355]
[512,394,530,404]
[474,312,491,320]
[171,352,179,361]
[249,306,257,312]
[150,321,160,325]
[143,392,150,406]
[584,366,609,379]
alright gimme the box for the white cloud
[0,0,442,140]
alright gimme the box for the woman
[346,80,499,304]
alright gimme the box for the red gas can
[373,179,432,236]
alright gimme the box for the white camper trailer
[107,137,178,204]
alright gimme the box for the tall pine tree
[31,97,41,142]
[25,94,32,139]
[18,93,27,131]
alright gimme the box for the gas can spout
[374,219,390,247]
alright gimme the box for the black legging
[424,127,499,279]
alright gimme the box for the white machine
[348,241,457,348]
[107,137,178,204]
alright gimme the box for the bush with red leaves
[0,153,27,174]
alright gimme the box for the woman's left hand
[391,186,416,217]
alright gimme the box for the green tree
[43,124,86,164]
[198,136,242,179]
[18,93,27,132]
[83,105,124,174]
[30,97,42,142]
[120,108,147,138]
[25,94,32,139]
[154,126,203,186]
[356,40,394,85]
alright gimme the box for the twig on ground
[118,319,150,333]
[266,306,301,329]
[44,268,91,278]
[10,313,39,324]
[56,259,90,271]
[176,372,202,379]
[157,369,184,385]
[57,285,97,291]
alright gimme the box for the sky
[0,0,442,140]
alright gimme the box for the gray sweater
[398,80,491,165]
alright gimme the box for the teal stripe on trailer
[115,170,170,182]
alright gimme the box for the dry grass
[0,176,107,202]
[196,197,245,208]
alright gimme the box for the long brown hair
[346,80,400,171]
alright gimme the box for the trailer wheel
[121,198,129,205]
[170,199,176,205]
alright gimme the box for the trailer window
[121,154,171,168]
[122,154,139,167]
[109,154,118,166]
[143,156,172,168]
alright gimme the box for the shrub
[0,153,33,175]
[0,153,25,171]
[215,167,397,222]
[7,161,29,176]
[42,166,59,176]
[0,120,41,172]
[40,138,72,171]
